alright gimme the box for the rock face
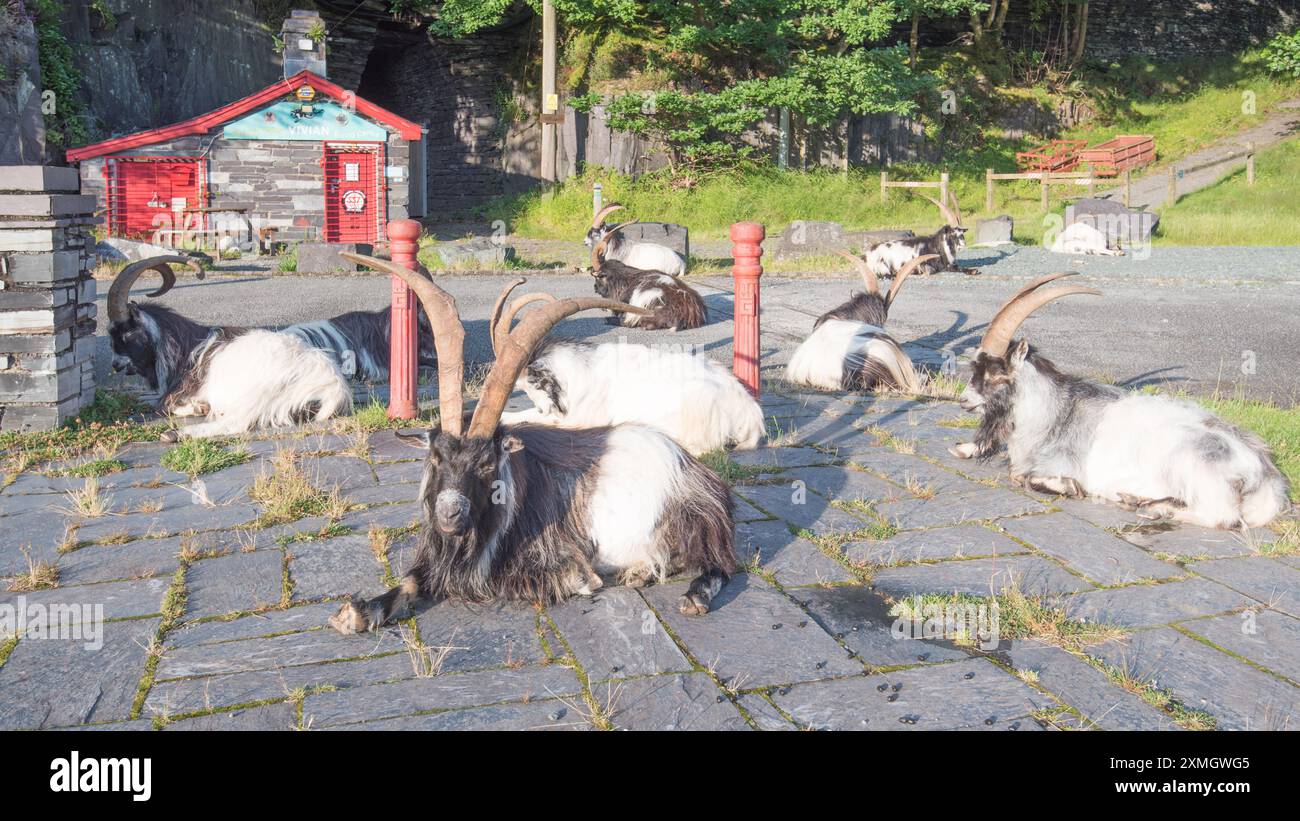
[0,13,45,164]
[434,238,515,270]
[616,222,689,260]
[974,216,1014,245]
[1066,198,1158,244]
[773,221,845,259]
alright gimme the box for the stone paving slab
[1000,512,1182,585]
[164,702,298,731]
[1179,609,1300,684]
[795,585,969,667]
[548,588,689,680]
[734,519,855,586]
[1090,627,1298,731]
[288,534,386,603]
[165,602,341,648]
[1115,523,1262,559]
[301,664,582,728]
[640,574,862,688]
[1059,578,1253,628]
[733,483,870,535]
[871,555,1094,599]
[186,550,285,619]
[736,692,797,730]
[1,576,170,626]
[146,653,417,717]
[415,599,548,673]
[730,446,839,470]
[325,697,586,730]
[155,625,405,680]
[1002,640,1180,731]
[0,618,160,730]
[843,523,1028,566]
[759,465,901,505]
[57,536,184,586]
[771,657,1052,731]
[606,673,750,730]
[876,486,1046,530]
[1188,556,1300,618]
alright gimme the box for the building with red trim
[67,56,427,249]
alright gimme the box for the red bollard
[386,219,421,420]
[730,221,764,399]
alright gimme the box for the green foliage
[161,439,251,476]
[1263,28,1300,78]
[74,389,152,427]
[32,0,89,149]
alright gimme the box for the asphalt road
[95,246,1300,403]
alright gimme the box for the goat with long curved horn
[951,276,1287,530]
[584,201,687,277]
[328,269,738,636]
[106,256,203,324]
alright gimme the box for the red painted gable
[65,71,423,161]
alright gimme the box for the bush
[1263,29,1300,78]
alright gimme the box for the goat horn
[590,234,610,273]
[885,253,938,312]
[341,252,466,437]
[947,190,965,227]
[490,281,558,356]
[920,193,961,228]
[591,203,624,228]
[835,249,878,295]
[468,297,652,439]
[1005,271,1080,305]
[106,255,202,324]
[489,278,527,354]
[979,282,1101,358]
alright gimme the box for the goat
[585,203,687,276]
[328,255,738,635]
[590,233,708,330]
[491,280,764,454]
[785,253,937,393]
[1049,221,1124,256]
[105,257,352,440]
[283,307,437,382]
[864,191,977,278]
[949,273,1289,530]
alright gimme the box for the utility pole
[540,0,557,183]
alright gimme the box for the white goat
[585,204,688,277]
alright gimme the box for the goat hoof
[678,593,710,616]
[948,443,977,460]
[160,429,181,444]
[329,600,370,635]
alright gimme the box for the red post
[730,221,764,399]
[386,219,421,420]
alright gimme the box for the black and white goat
[283,307,437,382]
[106,257,351,440]
[950,274,1290,530]
[865,191,976,277]
[785,253,936,393]
[491,280,763,454]
[585,203,687,277]
[590,232,708,330]
[328,255,737,635]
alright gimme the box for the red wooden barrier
[386,219,421,419]
[730,221,764,399]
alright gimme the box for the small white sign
[344,162,360,182]
[385,166,405,179]
[170,197,188,211]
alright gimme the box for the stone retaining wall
[0,166,99,430]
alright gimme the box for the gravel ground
[95,246,1300,402]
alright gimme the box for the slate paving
[1,388,1295,730]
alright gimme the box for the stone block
[294,242,373,274]
[5,250,80,284]
[611,221,689,259]
[772,220,843,259]
[434,237,515,269]
[974,215,1013,245]
[0,194,97,216]
[0,165,80,192]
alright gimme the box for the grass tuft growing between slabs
[249,448,349,525]
[161,438,251,476]
[7,547,60,593]
[888,586,1127,654]
[697,449,765,486]
[0,390,161,476]
[1086,657,1219,730]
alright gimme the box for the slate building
[66,11,426,249]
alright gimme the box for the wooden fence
[1167,143,1256,204]
[881,171,949,204]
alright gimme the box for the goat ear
[1009,339,1031,366]
[499,434,525,455]
[395,429,432,449]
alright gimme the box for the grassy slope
[482,50,1299,245]
[1154,138,1300,245]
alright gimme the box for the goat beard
[974,389,1014,459]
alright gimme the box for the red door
[324,147,379,243]
[108,158,201,239]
